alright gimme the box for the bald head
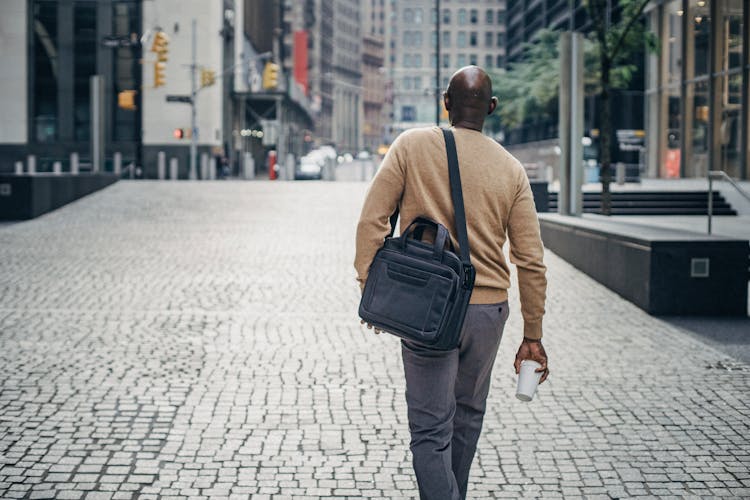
[444,66,497,131]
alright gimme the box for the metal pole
[190,19,198,178]
[707,173,713,234]
[90,75,104,173]
[436,0,441,126]
[558,32,572,215]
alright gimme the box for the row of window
[403,8,506,26]
[402,30,505,49]
[402,53,504,70]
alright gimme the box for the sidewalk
[0,181,748,499]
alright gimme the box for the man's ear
[443,92,451,112]
[488,96,498,115]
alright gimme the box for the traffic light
[151,31,169,62]
[117,90,137,110]
[173,128,184,139]
[262,62,280,90]
[200,68,216,88]
[154,62,166,88]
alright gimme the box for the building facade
[331,0,363,153]
[362,0,387,152]
[388,0,508,135]
[645,0,748,180]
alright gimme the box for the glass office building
[645,0,748,180]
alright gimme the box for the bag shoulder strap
[442,129,471,269]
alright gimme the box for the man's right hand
[514,338,549,384]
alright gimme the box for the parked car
[295,155,323,180]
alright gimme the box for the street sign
[166,95,192,104]
[101,36,139,48]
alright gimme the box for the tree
[584,0,657,214]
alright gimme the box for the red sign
[293,31,309,95]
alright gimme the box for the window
[457,53,467,67]
[458,8,467,25]
[414,8,423,24]
[431,31,437,48]
[403,77,412,90]
[469,53,477,65]
[442,9,451,24]
[442,31,451,47]
[469,31,477,47]
[414,76,422,89]
[402,105,416,121]
[414,54,423,68]
[470,9,478,24]
[496,10,505,24]
[442,54,451,68]
[404,8,413,23]
[497,32,503,47]
[485,9,493,24]
[457,31,467,48]
[33,0,59,143]
[485,32,493,47]
[496,54,503,68]
[485,54,493,68]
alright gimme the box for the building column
[742,1,749,179]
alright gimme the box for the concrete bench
[539,213,749,316]
[0,173,118,220]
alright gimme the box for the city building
[388,0,508,135]
[506,0,587,63]
[308,0,335,146]
[331,0,363,153]
[644,0,748,180]
[362,0,388,152]
[0,0,315,178]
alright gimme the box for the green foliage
[490,29,560,129]
[491,0,658,131]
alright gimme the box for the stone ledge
[539,213,749,316]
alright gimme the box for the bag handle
[401,217,450,261]
[442,129,475,289]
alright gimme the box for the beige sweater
[354,126,547,339]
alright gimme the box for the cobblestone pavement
[1,181,749,500]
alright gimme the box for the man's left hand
[360,320,383,334]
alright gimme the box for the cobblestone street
[1,181,749,499]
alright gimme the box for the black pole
[436,0,441,126]
[742,1,749,179]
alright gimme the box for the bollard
[53,161,62,175]
[200,153,209,180]
[14,161,23,175]
[157,151,166,180]
[189,156,197,180]
[616,162,626,185]
[27,155,36,175]
[209,157,217,180]
[70,153,79,174]
[169,158,178,180]
[244,152,255,180]
[113,152,122,176]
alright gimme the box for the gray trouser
[401,301,509,500]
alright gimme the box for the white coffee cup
[516,359,543,402]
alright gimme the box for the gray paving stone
[0,181,748,499]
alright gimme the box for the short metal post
[158,151,166,180]
[209,157,217,180]
[616,162,626,185]
[14,161,23,175]
[53,161,62,175]
[707,173,713,235]
[244,152,255,179]
[169,158,179,180]
[200,153,209,180]
[189,153,198,180]
[70,153,79,174]
[113,152,122,176]
[27,155,36,175]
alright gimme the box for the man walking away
[354,66,549,500]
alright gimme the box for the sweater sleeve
[354,137,407,290]
[506,166,547,339]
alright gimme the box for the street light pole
[190,18,197,178]
[436,0,441,126]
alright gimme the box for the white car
[295,156,323,180]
